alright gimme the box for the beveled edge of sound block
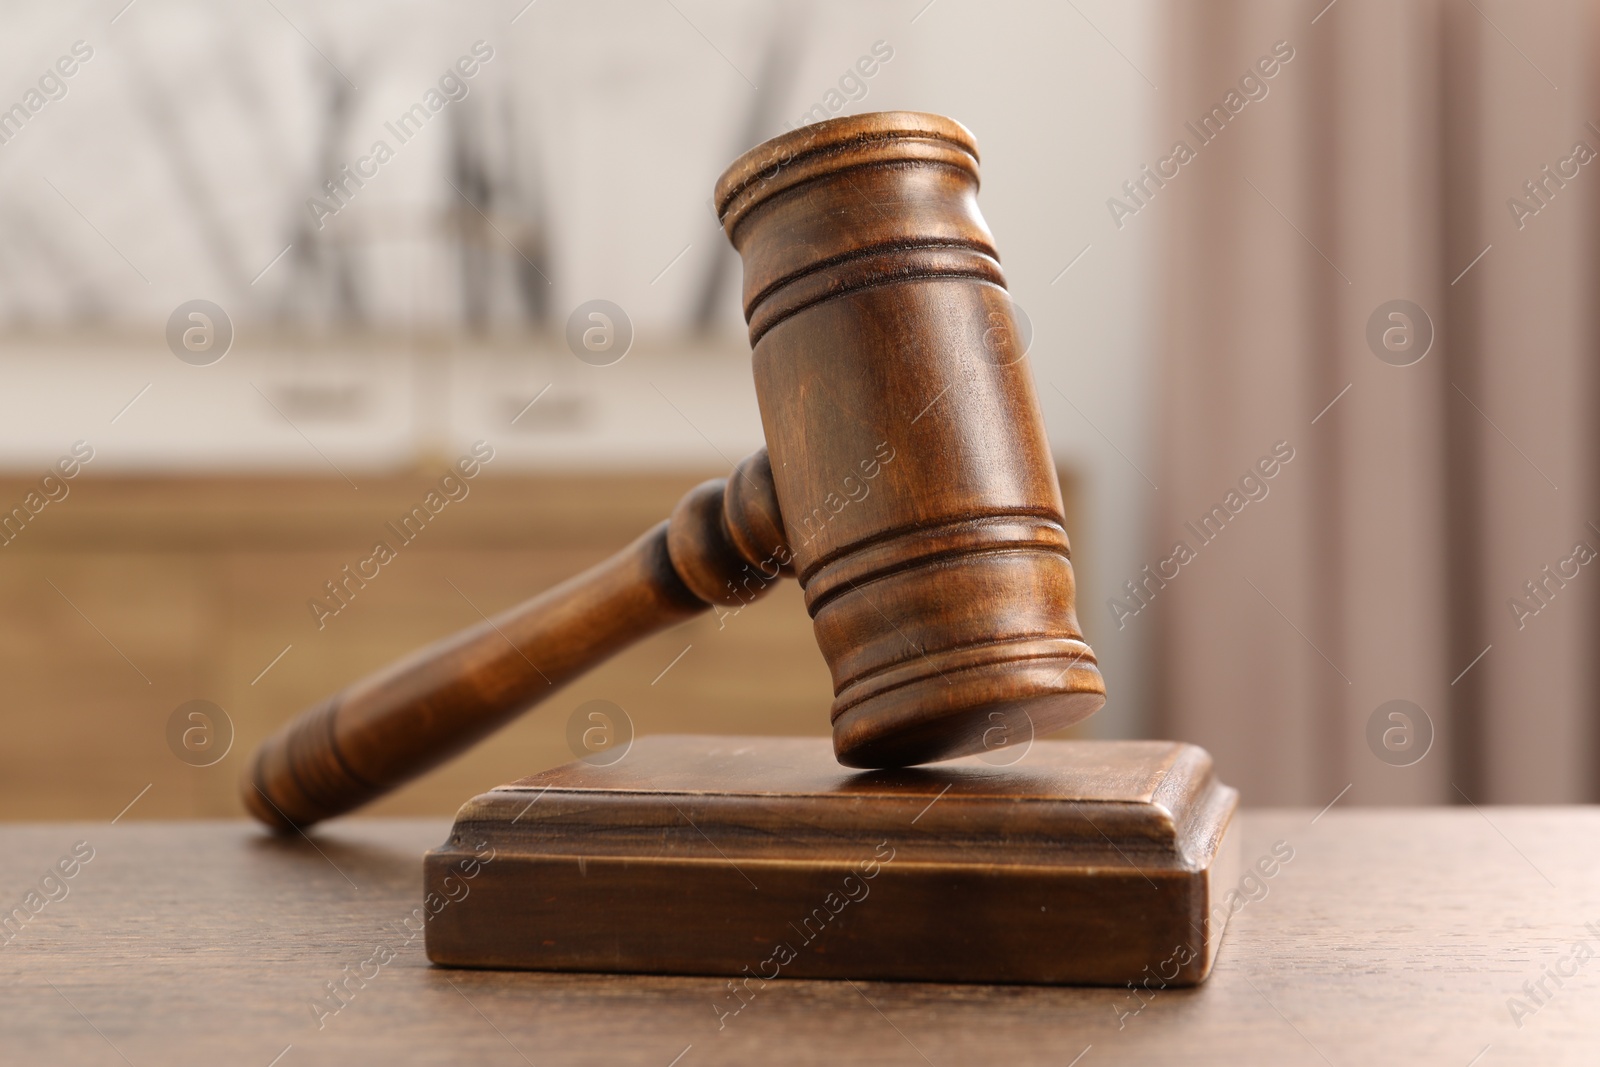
[424,735,1240,987]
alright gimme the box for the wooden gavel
[245,112,1106,831]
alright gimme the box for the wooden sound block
[423,735,1240,987]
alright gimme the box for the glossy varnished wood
[424,736,1238,985]
[244,111,1106,830]
[0,464,1083,823]
[245,459,790,830]
[243,115,1107,831]
[5,810,1596,1064]
[716,113,1105,767]
[0,469,849,822]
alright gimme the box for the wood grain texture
[0,468,830,825]
[240,110,1108,829]
[245,459,791,830]
[3,809,1597,1064]
[0,466,1078,823]
[717,112,1107,768]
[424,736,1239,984]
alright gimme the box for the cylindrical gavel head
[715,111,1106,769]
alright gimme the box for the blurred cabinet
[0,465,1077,821]
[0,471,832,821]
[0,340,767,474]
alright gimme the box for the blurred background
[0,0,1592,820]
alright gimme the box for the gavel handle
[244,458,788,832]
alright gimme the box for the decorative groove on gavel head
[715,112,1107,768]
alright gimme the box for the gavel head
[714,111,1106,769]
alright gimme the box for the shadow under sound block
[424,735,1240,986]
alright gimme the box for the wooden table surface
[3,809,1597,1065]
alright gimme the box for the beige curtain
[1151,0,1597,804]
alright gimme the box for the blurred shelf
[0,333,765,473]
[0,469,834,821]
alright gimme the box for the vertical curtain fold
[1153,0,1597,804]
